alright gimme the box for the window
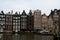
[21,22,26,25]
[0,15,1,17]
[21,16,27,17]
[13,17,16,19]
[53,15,59,18]
[1,23,3,25]
[2,18,5,20]
[0,18,1,20]
[16,17,18,19]
[21,19,27,21]
[0,15,5,17]
[17,20,20,22]
[17,17,20,19]
[55,13,57,15]
[2,15,5,17]
[43,16,46,18]
[13,23,15,25]
[17,23,20,26]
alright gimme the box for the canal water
[0,32,54,40]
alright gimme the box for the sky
[0,0,60,15]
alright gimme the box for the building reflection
[0,33,54,40]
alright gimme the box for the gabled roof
[42,13,47,16]
[29,10,32,15]
[34,9,41,13]
[0,11,4,15]
[21,10,27,15]
[49,9,59,16]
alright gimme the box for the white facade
[13,16,20,32]
[0,14,5,32]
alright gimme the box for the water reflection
[0,33,54,40]
[12,33,20,40]
[0,34,3,40]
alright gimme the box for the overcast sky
[0,0,60,15]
